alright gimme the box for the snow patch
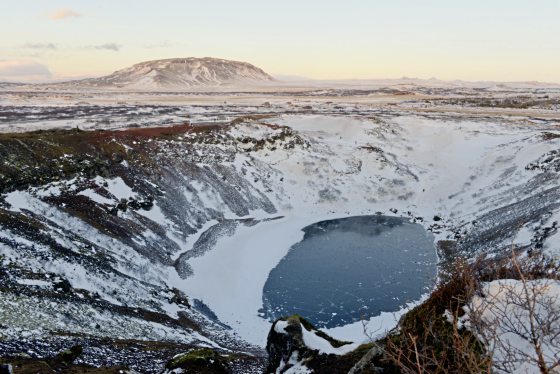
[78,189,114,205]
[16,279,51,287]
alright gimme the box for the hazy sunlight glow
[1,0,559,82]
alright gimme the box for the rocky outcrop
[266,315,382,374]
[161,348,267,374]
[163,348,230,374]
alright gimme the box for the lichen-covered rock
[163,348,230,374]
[266,315,312,372]
[51,344,83,366]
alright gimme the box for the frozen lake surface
[261,215,437,328]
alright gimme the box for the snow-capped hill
[79,57,275,89]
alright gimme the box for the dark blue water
[261,215,437,328]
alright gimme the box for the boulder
[266,315,381,373]
[163,348,230,374]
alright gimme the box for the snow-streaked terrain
[0,95,559,371]
[162,114,560,346]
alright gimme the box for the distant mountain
[72,57,275,90]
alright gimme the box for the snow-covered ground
[164,114,560,346]
[0,106,558,368]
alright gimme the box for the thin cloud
[0,60,52,81]
[22,43,57,50]
[49,9,82,20]
[87,43,122,52]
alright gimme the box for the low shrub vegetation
[380,253,559,374]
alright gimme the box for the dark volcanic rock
[163,348,230,374]
[266,315,380,374]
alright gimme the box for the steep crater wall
[0,114,559,371]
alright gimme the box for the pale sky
[1,0,560,82]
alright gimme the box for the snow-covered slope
[72,57,274,90]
